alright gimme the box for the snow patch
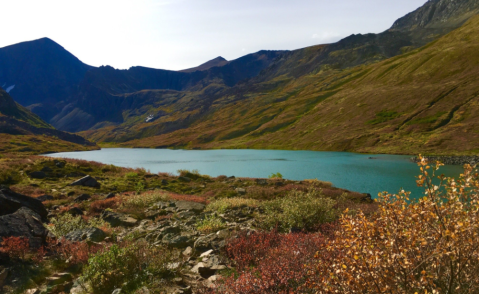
[6,85,15,93]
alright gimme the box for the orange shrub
[310,157,479,293]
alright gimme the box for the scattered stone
[105,193,116,199]
[163,235,194,248]
[36,195,54,202]
[74,194,91,202]
[194,233,219,251]
[0,188,48,220]
[175,201,205,212]
[178,176,191,182]
[67,207,84,216]
[101,211,138,227]
[47,273,72,286]
[112,289,122,294]
[255,179,267,185]
[182,246,193,257]
[235,188,246,195]
[0,267,8,287]
[29,171,46,179]
[65,227,106,243]
[70,175,100,188]
[200,249,214,258]
[54,160,66,168]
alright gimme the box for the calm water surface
[46,148,464,198]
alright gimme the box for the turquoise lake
[45,148,464,198]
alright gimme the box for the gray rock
[104,193,116,199]
[175,201,205,213]
[101,211,138,227]
[64,227,106,243]
[178,176,191,182]
[36,195,54,202]
[68,207,84,216]
[70,175,100,188]
[112,289,122,294]
[74,194,91,202]
[0,207,48,248]
[0,188,48,220]
[29,171,46,179]
[182,246,193,256]
[163,234,194,248]
[194,233,219,251]
[54,160,66,168]
[235,188,246,195]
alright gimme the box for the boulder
[74,194,91,202]
[163,234,194,248]
[178,177,191,182]
[0,188,48,220]
[105,193,116,199]
[68,207,84,216]
[101,211,138,227]
[194,233,219,251]
[0,207,49,248]
[175,201,205,213]
[36,195,54,202]
[64,227,106,243]
[235,188,246,195]
[70,175,100,188]
[29,171,46,179]
[54,160,66,168]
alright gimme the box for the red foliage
[206,230,331,293]
[168,192,208,204]
[0,236,30,260]
[89,198,120,214]
[53,239,104,265]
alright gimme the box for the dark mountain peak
[0,37,93,112]
[0,87,18,113]
[180,56,229,73]
[390,0,479,31]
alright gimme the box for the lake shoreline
[410,155,479,165]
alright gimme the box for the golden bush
[311,156,479,294]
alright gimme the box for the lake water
[45,148,464,198]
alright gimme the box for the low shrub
[120,191,169,209]
[196,214,226,233]
[309,157,479,293]
[204,230,328,293]
[0,236,30,261]
[47,214,88,237]
[89,198,120,214]
[81,241,172,294]
[268,172,283,179]
[206,198,260,213]
[259,189,338,232]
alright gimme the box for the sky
[1,0,427,71]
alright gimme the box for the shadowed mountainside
[0,87,96,148]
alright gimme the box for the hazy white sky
[1,0,427,71]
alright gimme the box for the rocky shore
[410,155,479,165]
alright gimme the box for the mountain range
[2,0,479,155]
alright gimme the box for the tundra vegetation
[1,142,477,294]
